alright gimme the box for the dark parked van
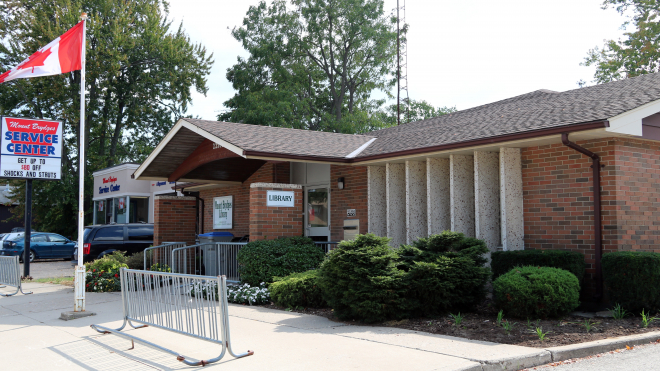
[75,223,154,262]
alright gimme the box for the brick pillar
[153,196,197,246]
[249,183,303,240]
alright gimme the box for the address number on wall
[347,209,356,217]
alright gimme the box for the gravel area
[20,260,75,279]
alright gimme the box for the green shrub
[317,234,407,323]
[491,250,585,284]
[270,270,326,308]
[494,266,580,318]
[237,236,325,286]
[84,256,128,293]
[398,231,491,316]
[602,251,660,313]
[125,251,144,269]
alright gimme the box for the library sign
[0,116,62,180]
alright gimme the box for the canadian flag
[0,21,84,84]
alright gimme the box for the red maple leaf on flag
[17,47,53,73]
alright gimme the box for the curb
[543,331,660,363]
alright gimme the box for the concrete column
[367,166,387,236]
[500,147,524,251]
[450,154,475,237]
[406,161,427,244]
[386,162,406,247]
[426,157,450,235]
[474,151,501,251]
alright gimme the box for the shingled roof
[182,118,374,159]
[357,72,660,158]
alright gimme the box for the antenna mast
[397,0,410,125]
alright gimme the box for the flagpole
[74,12,88,312]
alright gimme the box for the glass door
[304,186,330,240]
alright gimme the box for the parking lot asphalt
[20,260,75,279]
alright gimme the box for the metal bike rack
[90,268,253,366]
[0,256,32,297]
[171,243,246,283]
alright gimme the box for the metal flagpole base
[74,265,86,312]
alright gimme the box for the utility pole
[396,0,410,125]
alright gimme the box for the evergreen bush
[398,231,490,316]
[491,250,585,284]
[317,234,407,323]
[493,266,580,318]
[602,251,660,313]
[237,236,325,286]
[270,270,326,308]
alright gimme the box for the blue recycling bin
[199,232,234,243]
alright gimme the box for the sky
[167,0,627,121]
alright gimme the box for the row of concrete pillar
[367,148,524,252]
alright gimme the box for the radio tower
[397,0,410,125]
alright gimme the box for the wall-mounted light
[337,177,345,190]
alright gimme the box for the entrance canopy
[133,119,375,183]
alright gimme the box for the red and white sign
[103,176,117,183]
[1,116,62,180]
[118,197,125,210]
[0,22,83,84]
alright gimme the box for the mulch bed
[261,299,660,348]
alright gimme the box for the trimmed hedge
[491,250,585,284]
[237,236,325,286]
[269,270,326,308]
[494,266,580,318]
[602,251,660,313]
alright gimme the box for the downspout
[183,190,204,237]
[561,133,603,299]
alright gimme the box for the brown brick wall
[249,185,303,240]
[522,137,660,294]
[153,196,197,246]
[330,165,369,241]
[198,162,290,238]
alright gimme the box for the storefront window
[114,197,127,224]
[94,199,114,224]
[129,197,149,223]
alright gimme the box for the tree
[583,0,660,83]
[378,99,456,126]
[0,0,213,238]
[220,0,398,134]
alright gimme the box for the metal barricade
[171,243,246,283]
[0,256,32,296]
[143,242,186,271]
[314,241,339,254]
[90,268,253,366]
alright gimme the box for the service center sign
[0,116,62,180]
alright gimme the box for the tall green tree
[220,0,398,133]
[378,99,456,126]
[583,0,660,83]
[0,0,212,238]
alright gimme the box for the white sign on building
[267,190,295,207]
[213,196,233,229]
[0,116,62,180]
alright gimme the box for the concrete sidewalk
[0,283,550,371]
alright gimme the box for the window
[48,234,67,242]
[128,226,153,241]
[129,197,149,223]
[31,235,48,242]
[93,226,124,241]
[114,197,127,223]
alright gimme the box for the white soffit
[133,119,246,180]
[607,98,660,136]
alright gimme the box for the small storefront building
[92,163,180,224]
[133,72,660,296]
